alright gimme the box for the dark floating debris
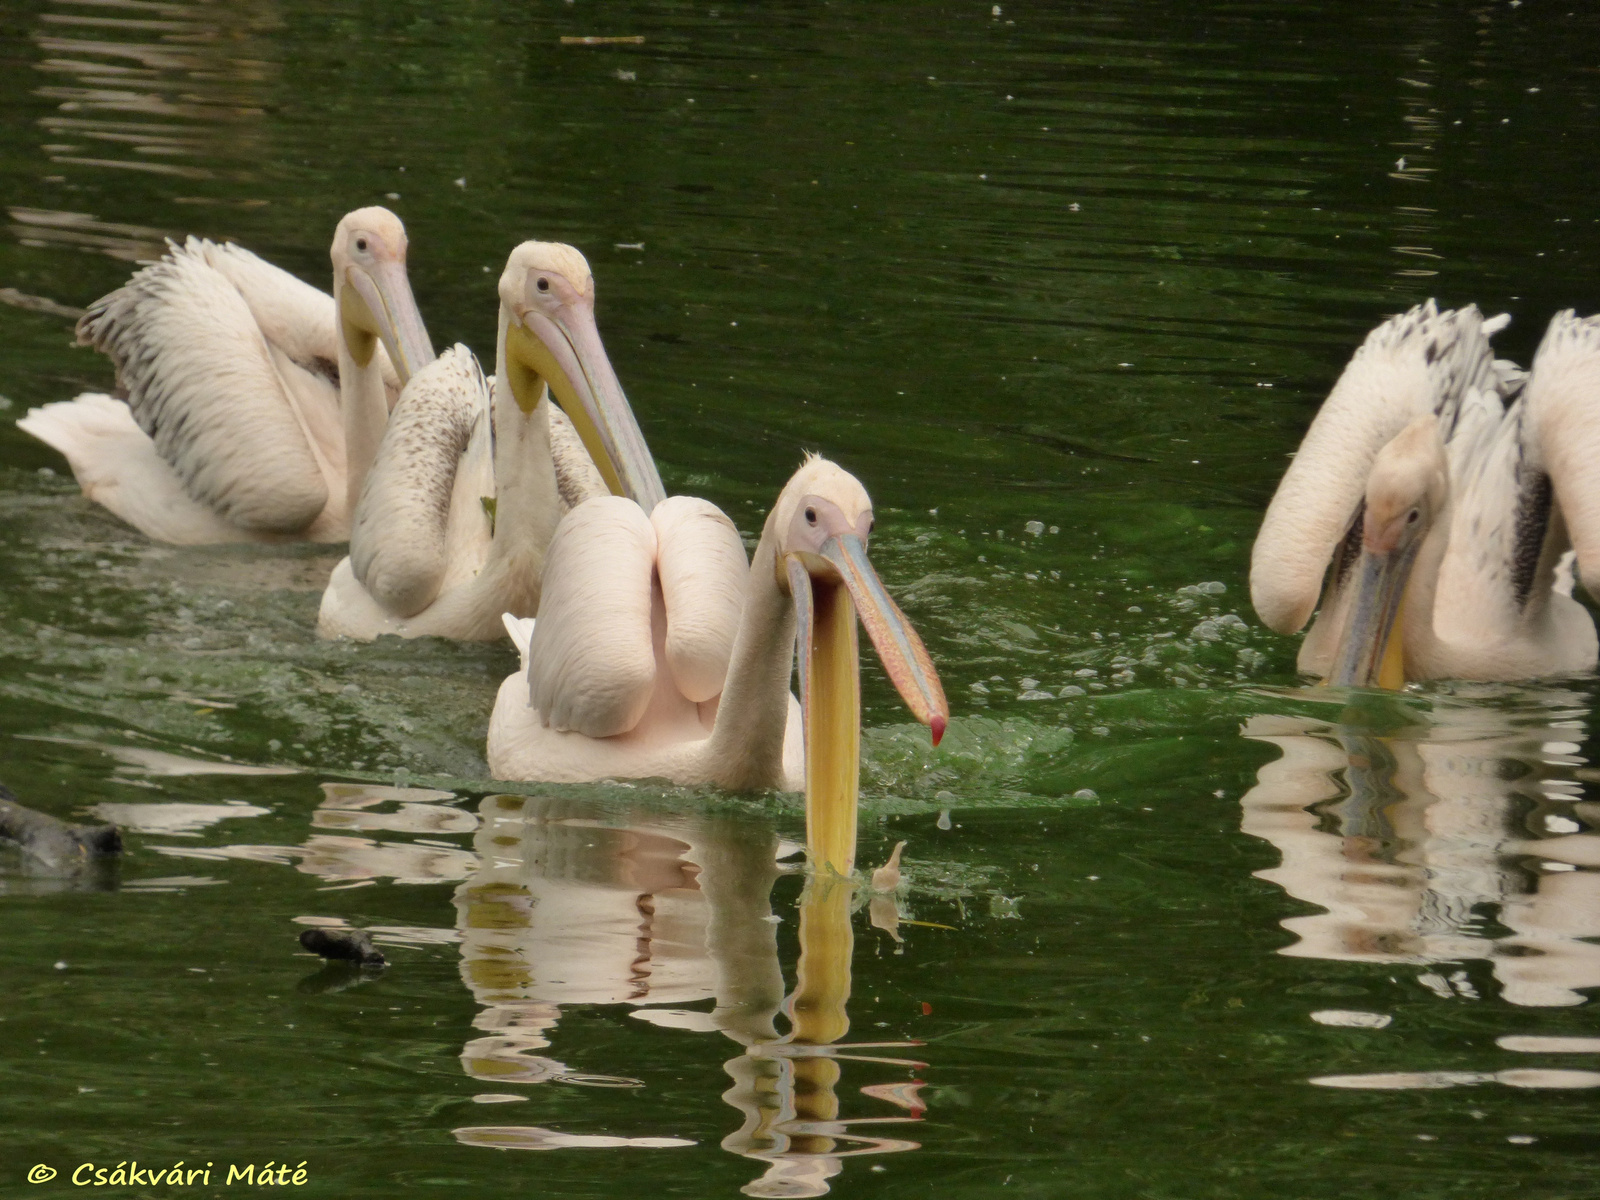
[299,927,386,969]
[0,783,122,870]
[0,286,84,320]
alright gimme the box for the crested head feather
[769,454,873,538]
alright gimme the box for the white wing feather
[188,239,338,376]
[1524,310,1600,600]
[76,240,329,532]
[16,393,264,543]
[652,496,748,702]
[503,613,537,671]
[525,496,658,737]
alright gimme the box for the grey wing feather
[349,345,484,617]
[548,405,609,511]
[76,240,328,532]
[1434,390,1538,644]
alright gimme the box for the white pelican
[316,241,665,641]
[487,455,949,877]
[17,207,433,544]
[1251,301,1600,687]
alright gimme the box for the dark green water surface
[3,1,1600,1196]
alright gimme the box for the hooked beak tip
[930,714,946,747]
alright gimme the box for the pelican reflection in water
[139,777,931,1184]
[1241,688,1600,1010]
[451,794,927,1195]
[145,781,480,888]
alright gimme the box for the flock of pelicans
[15,205,1600,876]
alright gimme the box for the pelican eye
[536,277,550,293]
[1406,508,1420,525]
[355,237,368,252]
[805,507,817,525]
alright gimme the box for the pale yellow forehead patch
[334,206,407,258]
[1367,414,1446,520]
[773,454,874,531]
[502,241,594,299]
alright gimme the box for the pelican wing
[1432,389,1544,647]
[652,496,749,703]
[17,393,263,543]
[76,240,329,533]
[1251,301,1512,633]
[526,496,658,737]
[350,346,484,617]
[502,613,537,672]
[195,238,402,404]
[548,404,610,511]
[1525,310,1600,602]
[189,239,337,376]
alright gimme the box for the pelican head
[773,456,948,877]
[330,206,435,384]
[1326,415,1448,689]
[497,242,665,511]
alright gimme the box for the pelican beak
[785,532,948,878]
[1326,540,1416,690]
[818,534,948,741]
[502,297,665,512]
[341,258,435,384]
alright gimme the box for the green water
[4,0,1600,1195]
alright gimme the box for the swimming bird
[316,241,665,641]
[17,207,433,544]
[1250,301,1600,687]
[488,455,948,877]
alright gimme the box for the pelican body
[316,242,664,641]
[1251,301,1600,687]
[488,455,948,877]
[18,207,433,544]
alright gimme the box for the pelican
[17,207,433,544]
[487,455,949,877]
[1251,301,1600,687]
[316,241,665,641]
